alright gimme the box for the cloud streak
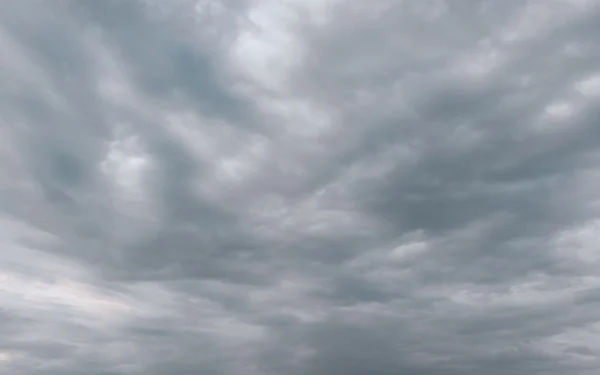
[1,0,600,374]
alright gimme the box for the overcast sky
[1,0,600,374]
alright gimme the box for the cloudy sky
[1,0,600,374]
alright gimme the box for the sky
[1,0,600,374]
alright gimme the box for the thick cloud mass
[2,1,600,374]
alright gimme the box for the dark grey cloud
[2,0,600,374]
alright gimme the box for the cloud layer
[2,0,600,374]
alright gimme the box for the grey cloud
[2,0,600,374]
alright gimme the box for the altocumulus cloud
[1,0,600,374]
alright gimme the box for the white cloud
[2,0,600,374]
